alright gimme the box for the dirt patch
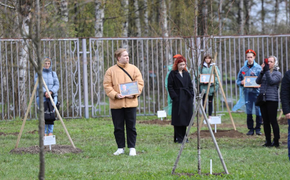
[10,145,82,154]
[189,129,245,139]
[27,130,38,134]
[139,119,171,125]
[278,117,288,125]
[0,132,19,136]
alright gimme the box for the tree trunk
[143,0,149,36]
[94,0,104,37]
[219,0,223,36]
[18,0,31,117]
[261,0,265,33]
[160,0,168,37]
[134,0,141,37]
[239,0,244,35]
[275,0,279,30]
[33,0,46,179]
[121,0,129,49]
[60,0,68,22]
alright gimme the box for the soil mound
[189,129,245,138]
[139,119,171,125]
[10,145,82,154]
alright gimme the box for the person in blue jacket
[233,49,262,135]
[35,57,59,136]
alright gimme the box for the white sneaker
[113,148,124,155]
[129,148,136,156]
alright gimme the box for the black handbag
[255,83,267,106]
[44,99,56,124]
[255,93,266,106]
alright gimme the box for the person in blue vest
[198,55,221,118]
[35,57,59,136]
[233,49,262,135]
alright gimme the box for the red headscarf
[245,49,256,56]
[172,55,187,71]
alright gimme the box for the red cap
[245,49,256,56]
[173,54,182,59]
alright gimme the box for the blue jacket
[236,60,262,94]
[35,61,59,97]
[256,68,281,102]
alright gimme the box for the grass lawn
[0,112,289,179]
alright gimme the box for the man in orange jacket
[103,48,144,156]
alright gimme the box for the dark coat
[167,70,194,126]
[281,70,290,115]
[256,68,282,102]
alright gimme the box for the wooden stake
[15,79,39,148]
[41,78,76,148]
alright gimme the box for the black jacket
[167,70,194,126]
[256,68,282,102]
[281,70,290,115]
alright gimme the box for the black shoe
[271,140,279,147]
[262,143,273,147]
[246,130,254,135]
[256,129,262,135]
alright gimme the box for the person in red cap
[233,49,263,136]
[167,55,194,143]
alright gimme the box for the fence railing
[0,35,289,120]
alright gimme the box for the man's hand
[241,79,245,85]
[115,94,125,99]
[125,95,134,99]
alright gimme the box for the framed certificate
[244,76,260,88]
[200,74,214,83]
[119,81,139,96]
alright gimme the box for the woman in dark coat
[167,55,194,143]
[256,56,281,147]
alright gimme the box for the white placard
[204,116,221,124]
[157,110,167,120]
[43,135,56,146]
[157,110,167,118]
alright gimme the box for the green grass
[0,113,289,179]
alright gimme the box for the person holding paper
[34,57,59,136]
[198,55,221,118]
[167,55,194,143]
[233,49,262,135]
[256,56,281,147]
[103,48,144,156]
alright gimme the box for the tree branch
[0,2,15,10]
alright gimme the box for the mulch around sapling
[138,119,245,138]
[10,145,83,154]
[189,129,245,138]
[139,119,171,125]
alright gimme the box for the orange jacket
[103,61,144,109]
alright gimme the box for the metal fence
[1,35,289,120]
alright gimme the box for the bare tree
[143,0,149,36]
[239,0,244,35]
[121,0,129,49]
[95,0,104,37]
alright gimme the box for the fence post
[82,39,89,119]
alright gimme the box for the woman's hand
[261,63,265,68]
